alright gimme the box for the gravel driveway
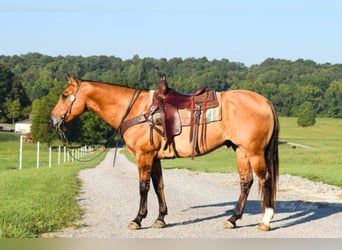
[49,149,342,238]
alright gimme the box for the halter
[57,85,142,166]
[60,88,79,127]
[56,82,80,144]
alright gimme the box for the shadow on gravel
[168,200,342,229]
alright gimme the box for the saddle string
[200,93,209,152]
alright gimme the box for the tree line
[0,53,341,143]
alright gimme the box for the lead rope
[58,127,117,163]
[113,138,119,168]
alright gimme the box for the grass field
[0,117,341,237]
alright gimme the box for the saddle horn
[158,73,169,95]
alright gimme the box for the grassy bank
[0,167,82,237]
[0,132,106,237]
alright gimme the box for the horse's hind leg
[250,154,275,231]
[151,159,168,228]
[224,147,253,229]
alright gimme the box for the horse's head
[49,75,86,130]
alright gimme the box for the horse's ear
[67,74,77,84]
[66,75,80,90]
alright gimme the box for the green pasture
[0,117,341,237]
[124,117,342,187]
[277,117,341,187]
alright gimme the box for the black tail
[263,102,279,209]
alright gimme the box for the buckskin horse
[49,75,279,231]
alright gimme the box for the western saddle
[147,74,218,159]
[119,74,219,159]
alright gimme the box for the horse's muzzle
[49,115,63,129]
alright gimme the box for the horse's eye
[61,93,68,99]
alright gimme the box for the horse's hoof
[223,220,236,229]
[128,221,141,230]
[257,223,271,231]
[152,219,166,229]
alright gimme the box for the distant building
[15,119,32,134]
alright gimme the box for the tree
[323,80,342,118]
[297,102,316,127]
[30,95,59,145]
[78,112,114,145]
[0,64,15,120]
[272,83,295,116]
[5,99,20,124]
[4,53,342,121]
[0,63,30,122]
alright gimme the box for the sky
[1,0,342,66]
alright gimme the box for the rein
[113,89,142,165]
[58,130,116,163]
[118,89,142,135]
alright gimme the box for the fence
[18,135,101,170]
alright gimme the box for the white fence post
[19,135,23,170]
[58,146,61,165]
[18,142,86,170]
[37,141,40,168]
[49,147,52,167]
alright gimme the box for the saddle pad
[178,92,222,126]
[148,90,222,126]
[148,89,156,104]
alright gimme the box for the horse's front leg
[151,158,168,228]
[128,153,153,230]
